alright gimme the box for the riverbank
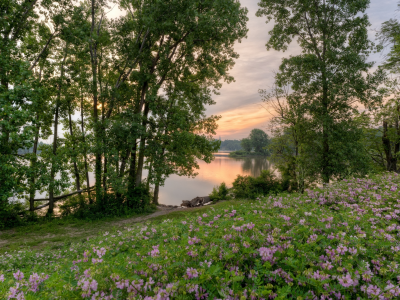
[228,150,269,158]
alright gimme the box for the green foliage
[232,170,282,199]
[126,184,151,213]
[249,128,270,154]
[209,182,230,202]
[219,140,242,151]
[240,138,252,152]
[238,129,270,156]
[0,0,249,222]
[229,150,248,157]
[257,0,385,183]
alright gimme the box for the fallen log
[26,186,95,212]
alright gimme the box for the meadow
[1,172,400,299]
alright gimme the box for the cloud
[215,103,273,139]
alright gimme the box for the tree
[377,18,400,72]
[241,138,252,152]
[249,128,269,154]
[257,0,384,183]
[260,85,308,191]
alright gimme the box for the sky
[200,0,399,140]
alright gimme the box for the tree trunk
[0,78,10,154]
[80,89,91,203]
[146,159,153,192]
[127,143,137,191]
[394,104,400,172]
[29,115,40,211]
[48,45,68,215]
[153,183,160,205]
[321,70,330,184]
[382,120,396,171]
[68,105,81,192]
[119,149,130,178]
[90,0,102,206]
[103,157,107,194]
[135,103,150,186]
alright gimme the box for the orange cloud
[214,103,273,139]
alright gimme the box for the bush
[59,186,153,220]
[232,170,282,199]
[209,182,230,202]
[125,184,151,213]
[0,202,25,229]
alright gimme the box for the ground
[0,202,223,253]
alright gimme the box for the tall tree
[249,128,270,154]
[257,0,384,182]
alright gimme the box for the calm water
[158,153,274,206]
[25,153,274,206]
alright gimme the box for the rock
[181,200,191,207]
[180,196,211,207]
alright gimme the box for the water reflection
[240,157,271,177]
[158,153,274,205]
[29,153,274,207]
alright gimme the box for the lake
[24,153,275,207]
[158,153,274,206]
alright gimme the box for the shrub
[232,170,282,199]
[209,182,230,202]
[0,202,25,229]
[125,184,151,213]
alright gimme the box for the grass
[0,210,154,253]
[0,202,231,254]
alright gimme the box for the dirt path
[0,204,217,252]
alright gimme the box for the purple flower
[307,234,318,243]
[366,284,381,297]
[90,279,98,292]
[186,267,199,279]
[338,273,354,288]
[147,245,160,257]
[13,270,24,281]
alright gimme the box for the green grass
[0,202,233,254]
[0,210,156,253]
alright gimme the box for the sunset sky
[202,0,399,140]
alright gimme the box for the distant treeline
[219,140,243,151]
[17,142,47,155]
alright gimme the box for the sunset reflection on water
[158,153,274,206]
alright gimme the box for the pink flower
[186,267,199,279]
[338,273,354,288]
[90,280,98,292]
[13,270,24,281]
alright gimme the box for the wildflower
[366,285,381,297]
[307,234,318,243]
[186,267,199,279]
[338,273,354,288]
[13,270,24,281]
[150,245,160,257]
